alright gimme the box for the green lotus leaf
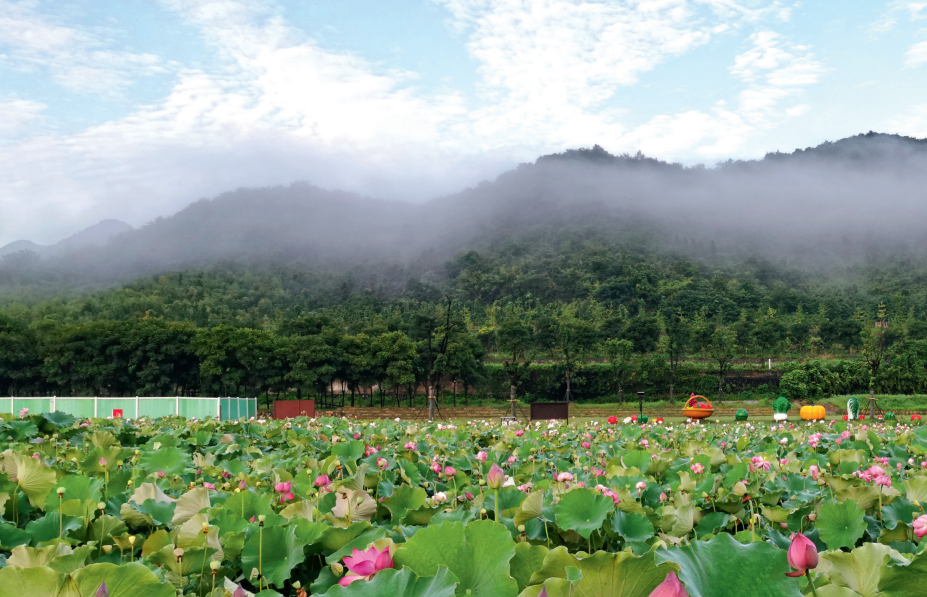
[47,545,96,575]
[24,511,82,543]
[514,491,544,528]
[0,565,63,597]
[385,485,427,521]
[6,543,64,567]
[241,525,307,589]
[41,412,76,428]
[332,440,365,463]
[882,498,918,531]
[695,512,730,536]
[79,446,127,474]
[66,562,175,597]
[139,446,189,476]
[511,543,548,592]
[224,490,275,522]
[902,476,927,503]
[0,523,30,550]
[611,510,655,543]
[318,566,459,597]
[554,488,613,539]
[816,500,866,550]
[45,475,103,513]
[823,542,903,597]
[4,452,56,509]
[4,421,39,441]
[655,533,801,597]
[879,548,927,597]
[393,520,519,597]
[171,486,210,525]
[325,527,389,564]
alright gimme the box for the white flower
[433,492,447,504]
[623,417,632,424]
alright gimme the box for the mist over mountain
[0,219,132,258]
[3,131,927,290]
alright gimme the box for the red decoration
[112,409,123,418]
[608,416,618,424]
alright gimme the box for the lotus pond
[1,412,926,597]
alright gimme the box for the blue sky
[1,0,926,245]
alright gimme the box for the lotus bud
[331,562,344,576]
[94,581,109,597]
[487,463,504,490]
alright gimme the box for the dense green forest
[4,228,927,406]
[4,133,927,406]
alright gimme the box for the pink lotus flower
[444,466,456,476]
[582,441,591,449]
[99,457,108,467]
[315,474,331,487]
[690,463,704,475]
[556,472,573,483]
[376,458,388,469]
[18,408,29,419]
[156,471,165,479]
[808,465,819,480]
[404,441,417,450]
[203,482,216,490]
[354,433,361,440]
[476,451,488,462]
[339,545,393,586]
[274,481,294,502]
[914,514,927,539]
[431,462,441,473]
[515,430,524,437]
[785,533,818,577]
[649,571,688,597]
[487,463,504,490]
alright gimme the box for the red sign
[112,409,123,418]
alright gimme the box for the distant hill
[0,219,132,258]
[4,132,927,285]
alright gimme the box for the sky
[1,0,926,246]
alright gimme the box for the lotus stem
[258,522,264,592]
[806,570,819,597]
[493,488,500,523]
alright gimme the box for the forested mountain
[3,132,927,403]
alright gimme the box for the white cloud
[0,99,44,133]
[888,103,927,137]
[0,0,167,96]
[0,0,821,244]
[869,1,927,33]
[906,41,927,66]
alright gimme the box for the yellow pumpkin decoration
[800,404,826,420]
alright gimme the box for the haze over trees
[3,132,927,404]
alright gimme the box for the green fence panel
[139,399,177,419]
[14,398,51,415]
[55,399,95,418]
[98,399,137,419]
[179,399,217,420]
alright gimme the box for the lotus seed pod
[56,487,65,496]
[258,515,266,522]
[128,535,136,545]
[209,560,221,571]
[517,525,526,533]
[97,502,106,511]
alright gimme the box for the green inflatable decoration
[639,414,649,424]
[735,408,748,421]
[847,397,860,420]
[772,397,791,421]
[884,411,896,420]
